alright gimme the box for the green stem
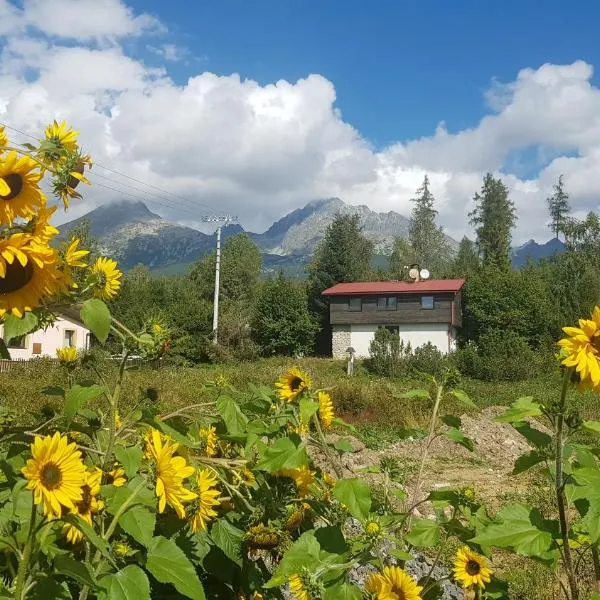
[103,478,146,541]
[556,372,578,600]
[102,351,128,471]
[408,381,443,528]
[14,497,36,600]
[592,546,600,591]
[311,414,343,478]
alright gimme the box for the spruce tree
[307,214,373,352]
[469,174,516,270]
[408,175,450,270]
[547,175,570,239]
[452,236,480,277]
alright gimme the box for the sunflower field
[1,123,600,600]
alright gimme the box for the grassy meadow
[2,355,599,599]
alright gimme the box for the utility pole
[202,215,237,344]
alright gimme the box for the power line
[0,121,218,215]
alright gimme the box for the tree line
[106,171,600,378]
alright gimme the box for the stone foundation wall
[332,325,351,358]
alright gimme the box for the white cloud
[21,0,163,41]
[147,43,190,62]
[1,0,600,244]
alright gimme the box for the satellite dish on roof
[420,268,430,280]
[408,267,419,280]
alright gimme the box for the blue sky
[2,0,600,242]
[135,0,600,147]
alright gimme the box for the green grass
[1,355,597,429]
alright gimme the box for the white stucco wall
[0,316,91,360]
[350,323,453,358]
[398,323,450,354]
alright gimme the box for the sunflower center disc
[0,174,24,201]
[41,463,63,490]
[290,377,303,391]
[466,560,481,575]
[0,261,34,294]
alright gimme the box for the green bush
[367,327,411,377]
[456,329,545,381]
[407,342,455,377]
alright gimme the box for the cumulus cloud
[0,0,599,244]
[147,43,190,62]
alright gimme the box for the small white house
[322,279,465,358]
[0,310,92,360]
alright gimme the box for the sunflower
[44,120,79,155]
[558,306,600,389]
[279,465,316,498]
[0,233,61,318]
[189,468,221,532]
[236,467,256,487]
[199,425,218,457]
[64,238,89,268]
[275,368,311,403]
[31,205,60,242]
[144,428,196,518]
[317,391,335,428]
[56,346,78,364]
[453,546,492,589]
[365,566,423,600]
[63,467,104,544]
[21,431,86,519]
[0,152,46,225]
[0,125,7,151]
[105,464,126,487]
[288,574,310,600]
[90,257,122,300]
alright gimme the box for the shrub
[407,342,455,377]
[367,327,411,377]
[456,329,542,381]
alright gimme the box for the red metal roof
[321,279,465,296]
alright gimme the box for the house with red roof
[321,278,465,358]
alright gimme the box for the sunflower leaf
[404,518,441,547]
[210,518,244,566]
[216,395,248,435]
[264,531,321,588]
[450,389,476,408]
[299,397,320,424]
[255,437,308,472]
[63,384,105,424]
[333,478,371,520]
[323,581,361,599]
[469,503,555,558]
[80,298,111,343]
[2,312,38,343]
[54,556,97,589]
[61,513,117,568]
[114,445,143,479]
[98,565,150,600]
[146,536,205,599]
[495,397,542,423]
[513,450,546,475]
[398,389,430,400]
[442,427,474,451]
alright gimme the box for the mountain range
[58,198,563,274]
[58,198,417,273]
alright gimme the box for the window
[348,297,362,312]
[377,296,397,310]
[421,296,434,309]
[63,329,76,347]
[6,335,27,349]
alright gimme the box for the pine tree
[408,175,450,270]
[452,236,480,277]
[469,174,516,270]
[388,238,416,279]
[308,214,373,352]
[547,175,570,239]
